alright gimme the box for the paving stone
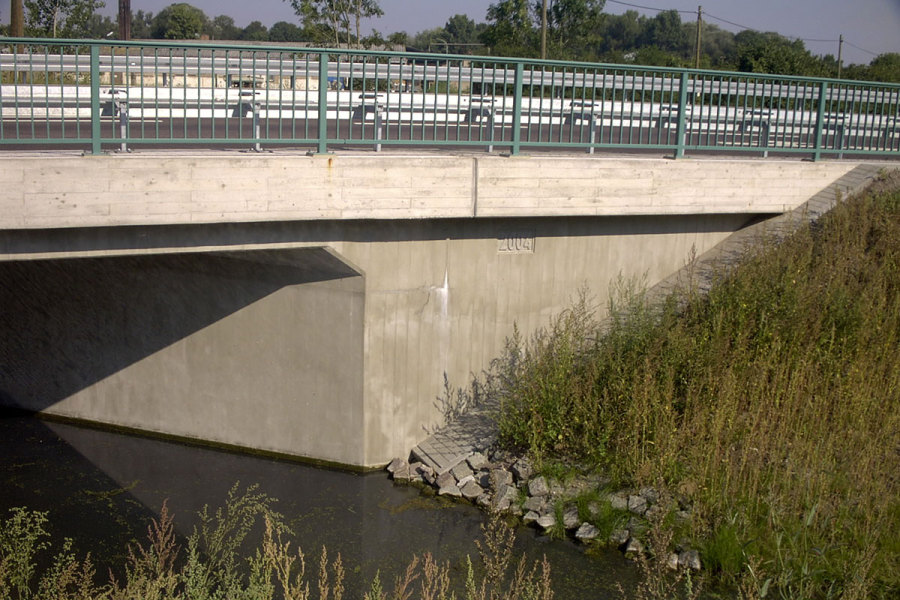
[466,452,488,471]
[639,487,659,504]
[610,528,630,546]
[511,458,533,482]
[491,483,519,512]
[608,493,628,511]
[536,514,556,531]
[451,462,474,482]
[522,496,546,513]
[386,457,407,474]
[575,523,600,541]
[627,495,648,515]
[678,549,701,571]
[393,464,412,481]
[562,504,581,529]
[460,480,484,500]
[624,537,644,554]
[528,476,550,497]
[490,468,513,490]
[436,471,455,489]
[438,483,462,498]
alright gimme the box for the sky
[6,0,900,65]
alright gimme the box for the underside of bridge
[0,212,761,467]
[0,248,367,466]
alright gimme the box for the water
[0,413,637,598]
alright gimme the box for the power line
[705,10,843,47]
[844,40,879,57]
[606,0,883,60]
[702,11,753,31]
[605,0,692,15]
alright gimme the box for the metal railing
[2,38,899,159]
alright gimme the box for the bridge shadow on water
[0,412,639,598]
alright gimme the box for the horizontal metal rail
[2,38,899,158]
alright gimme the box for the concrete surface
[0,152,884,467]
[0,153,861,230]
[409,163,891,474]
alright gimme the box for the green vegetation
[0,485,552,600]
[7,1,899,81]
[494,176,900,598]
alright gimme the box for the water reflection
[0,413,635,598]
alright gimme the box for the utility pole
[118,0,132,40]
[837,34,844,79]
[694,5,702,69]
[541,0,548,60]
[10,0,24,37]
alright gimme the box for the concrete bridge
[0,150,880,467]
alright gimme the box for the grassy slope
[495,174,900,598]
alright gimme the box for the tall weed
[494,178,900,597]
[1,488,553,599]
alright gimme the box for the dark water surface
[0,414,637,598]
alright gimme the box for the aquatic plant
[0,485,553,600]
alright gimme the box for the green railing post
[673,71,690,159]
[90,44,102,155]
[511,62,524,155]
[317,53,329,154]
[812,80,829,162]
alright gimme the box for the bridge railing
[2,38,899,159]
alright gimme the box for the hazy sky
[9,0,900,65]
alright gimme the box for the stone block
[528,476,550,497]
[438,483,462,498]
[627,495,648,515]
[575,523,600,541]
[562,504,581,529]
[466,452,488,470]
[460,480,485,500]
[451,462,474,482]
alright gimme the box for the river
[0,412,638,598]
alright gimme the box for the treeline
[478,1,899,82]
[4,0,899,83]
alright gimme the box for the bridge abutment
[0,153,878,467]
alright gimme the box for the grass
[0,485,552,600]
[493,174,900,598]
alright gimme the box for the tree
[410,26,445,51]
[480,0,536,57]
[284,0,383,48]
[207,14,241,39]
[599,10,643,52]
[544,0,605,60]
[350,0,382,47]
[151,2,207,39]
[130,8,152,38]
[640,9,687,54]
[866,53,900,83]
[387,30,409,47]
[25,0,105,38]
[444,14,476,45]
[269,20,305,42]
[735,31,822,76]
[239,20,268,41]
[85,11,116,37]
